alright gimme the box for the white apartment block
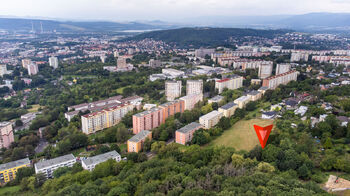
[258,62,273,79]
[186,80,203,95]
[49,57,59,69]
[234,96,251,109]
[27,63,39,75]
[262,70,298,90]
[22,59,32,69]
[215,75,243,94]
[165,81,182,101]
[0,65,7,77]
[180,93,203,110]
[81,151,121,171]
[275,64,291,75]
[35,154,76,178]
[199,110,223,129]
[291,52,309,62]
[81,103,134,134]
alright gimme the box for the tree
[143,138,152,152]
[14,167,34,184]
[257,162,275,173]
[15,119,23,127]
[53,166,71,178]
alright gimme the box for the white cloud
[0,0,350,21]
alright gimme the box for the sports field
[210,118,274,151]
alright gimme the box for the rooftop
[82,151,120,167]
[35,154,75,170]
[248,90,261,96]
[176,122,202,134]
[133,107,162,117]
[129,130,151,143]
[200,110,222,120]
[235,96,250,102]
[209,95,224,102]
[220,102,237,110]
[0,121,11,129]
[0,158,30,171]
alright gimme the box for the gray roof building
[82,151,121,167]
[176,122,202,134]
[220,102,237,110]
[129,130,151,143]
[35,154,75,171]
[0,158,30,171]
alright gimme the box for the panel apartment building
[81,103,134,134]
[127,130,152,152]
[175,122,203,145]
[81,151,121,171]
[35,154,76,179]
[0,122,14,149]
[165,81,182,101]
[199,110,223,129]
[186,80,203,95]
[215,75,243,94]
[180,93,203,110]
[0,158,30,184]
[133,100,185,134]
[258,62,273,79]
[262,70,298,89]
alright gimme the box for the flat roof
[128,130,151,143]
[200,110,222,120]
[220,102,237,110]
[0,121,11,129]
[248,90,260,96]
[35,154,75,170]
[133,107,162,117]
[176,122,202,134]
[0,158,30,171]
[82,151,120,167]
[209,95,224,101]
[235,96,250,102]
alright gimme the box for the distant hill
[0,18,173,33]
[130,27,290,48]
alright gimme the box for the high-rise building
[165,81,182,101]
[0,158,31,184]
[0,122,14,149]
[49,57,59,69]
[27,63,39,75]
[258,62,273,79]
[180,93,203,110]
[195,48,215,58]
[81,103,134,134]
[113,51,119,58]
[0,64,7,77]
[262,70,298,89]
[215,75,243,94]
[22,59,32,69]
[275,64,291,75]
[100,55,107,63]
[186,80,203,95]
[291,52,309,62]
[117,57,127,69]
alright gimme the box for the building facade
[22,59,32,69]
[234,96,251,109]
[82,151,121,171]
[186,80,203,95]
[49,57,59,69]
[81,103,134,134]
[0,122,14,149]
[35,154,76,179]
[165,81,182,101]
[175,122,203,145]
[275,64,291,75]
[0,158,30,184]
[215,75,243,94]
[262,70,298,89]
[127,130,152,152]
[27,63,39,75]
[199,110,223,129]
[218,102,238,118]
[180,93,203,110]
[0,64,7,77]
[258,62,273,79]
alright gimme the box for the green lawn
[210,118,274,151]
[116,86,128,94]
[27,104,41,113]
[0,185,20,195]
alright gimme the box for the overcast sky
[1,0,350,21]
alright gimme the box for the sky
[1,0,350,21]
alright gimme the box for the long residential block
[35,154,76,179]
[82,151,121,171]
[175,122,203,145]
[215,75,243,94]
[199,110,223,129]
[127,130,152,153]
[262,70,298,90]
[218,102,238,118]
[0,158,30,184]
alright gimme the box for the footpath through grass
[210,118,274,151]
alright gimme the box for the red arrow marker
[253,124,273,149]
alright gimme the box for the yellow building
[127,130,152,153]
[218,102,238,118]
[0,158,30,184]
